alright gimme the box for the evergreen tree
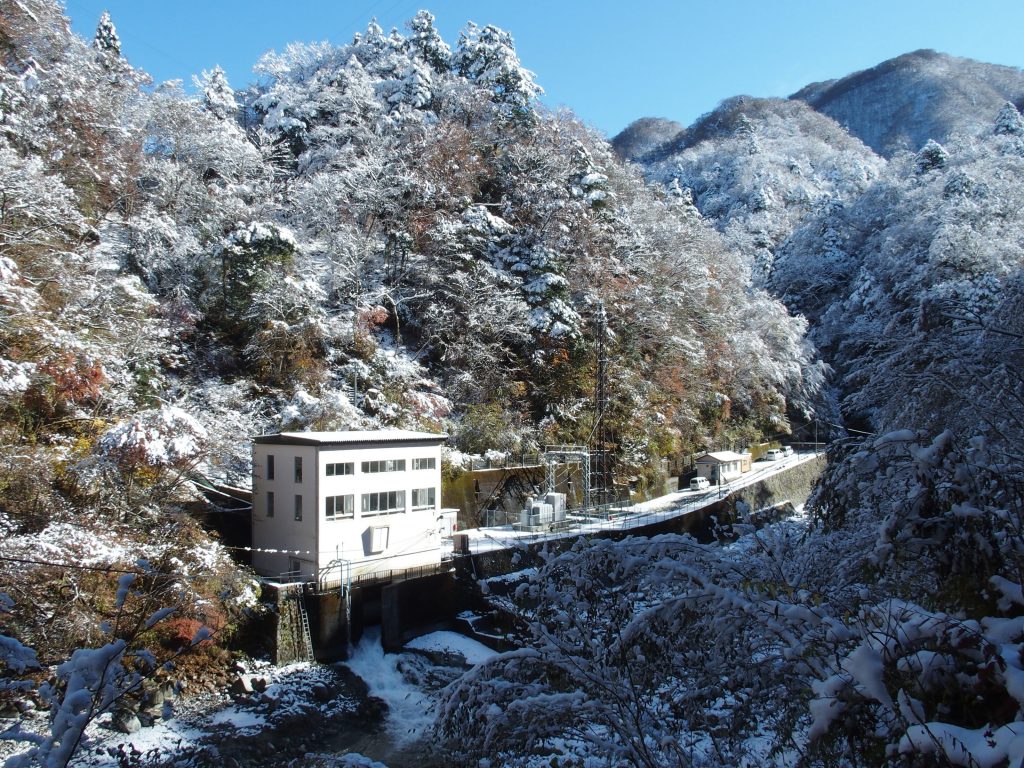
[453,22,542,120]
[406,10,451,73]
[92,10,120,57]
[994,100,1024,136]
[915,138,949,173]
[195,65,236,120]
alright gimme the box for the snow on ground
[455,451,821,554]
[1,687,217,767]
[86,713,207,763]
[207,707,267,731]
[1,660,358,768]
[405,631,497,666]
[483,567,537,584]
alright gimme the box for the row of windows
[265,455,436,481]
[362,490,405,515]
[267,489,436,520]
[362,459,405,474]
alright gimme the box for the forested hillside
[792,49,1024,156]
[629,96,883,282]
[617,50,1024,441]
[0,3,818,760]
[5,2,1024,766]
[579,47,1024,768]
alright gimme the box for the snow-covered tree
[915,138,949,173]
[994,100,1024,136]
[452,22,542,120]
[406,10,451,73]
[195,65,237,119]
[92,10,120,57]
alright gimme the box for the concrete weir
[262,455,826,662]
[263,568,471,664]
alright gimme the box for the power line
[0,554,141,574]
[220,545,315,556]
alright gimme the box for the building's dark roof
[254,430,448,448]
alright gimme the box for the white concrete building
[695,450,748,484]
[251,431,452,582]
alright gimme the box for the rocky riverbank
[1,628,500,768]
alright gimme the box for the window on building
[412,457,436,470]
[294,494,303,521]
[294,456,302,483]
[267,454,275,480]
[325,462,354,476]
[361,490,405,515]
[267,491,275,517]
[325,494,354,520]
[361,459,406,474]
[411,487,436,509]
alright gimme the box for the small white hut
[695,450,747,484]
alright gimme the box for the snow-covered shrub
[800,430,1024,765]
[438,529,840,766]
[79,406,208,512]
[278,386,364,431]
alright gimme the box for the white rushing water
[342,627,436,746]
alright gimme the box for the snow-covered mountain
[616,96,883,281]
[0,4,820,733]
[617,50,1024,163]
[614,50,1024,435]
[791,48,1024,156]
[5,9,1024,767]
[608,115,683,162]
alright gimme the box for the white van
[783,445,794,457]
[689,476,710,491]
[764,449,784,461]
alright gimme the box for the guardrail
[454,497,714,556]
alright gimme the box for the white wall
[696,459,742,483]
[251,440,444,581]
[252,443,318,578]
[316,442,444,579]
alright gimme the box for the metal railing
[465,453,546,471]
[454,498,714,556]
[315,560,455,593]
[452,449,826,557]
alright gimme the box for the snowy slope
[791,49,1024,156]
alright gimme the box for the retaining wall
[261,583,307,666]
[461,455,826,581]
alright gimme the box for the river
[326,626,496,767]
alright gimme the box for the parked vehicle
[764,448,784,461]
[783,445,794,456]
[689,476,710,491]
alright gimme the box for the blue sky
[63,1,1024,138]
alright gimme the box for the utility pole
[593,303,611,506]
